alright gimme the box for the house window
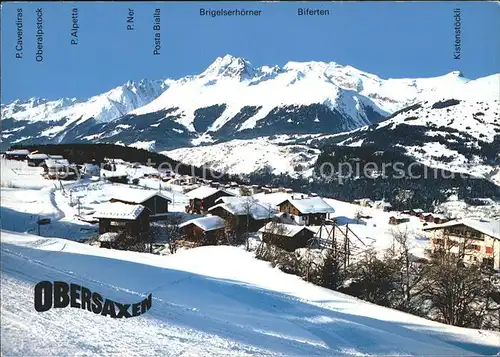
[469,244,481,251]
[110,221,126,227]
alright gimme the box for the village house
[250,185,262,194]
[101,171,129,184]
[185,186,234,214]
[210,181,222,189]
[389,216,411,225]
[182,175,197,185]
[178,215,226,246]
[423,219,500,270]
[276,196,335,226]
[208,196,274,234]
[410,208,424,216]
[353,198,374,207]
[44,158,79,180]
[109,190,172,220]
[27,152,49,167]
[83,162,101,177]
[419,212,436,223]
[94,201,151,238]
[259,222,315,252]
[373,200,393,212]
[5,149,30,161]
[432,214,450,225]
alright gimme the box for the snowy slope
[2,157,499,355]
[2,230,500,356]
[338,98,500,184]
[164,138,320,177]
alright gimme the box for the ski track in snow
[2,233,500,357]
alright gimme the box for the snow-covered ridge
[338,98,500,184]
[132,55,499,134]
[1,79,172,124]
[164,138,320,177]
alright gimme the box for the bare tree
[354,207,363,224]
[389,228,430,314]
[161,215,183,254]
[423,256,489,328]
[241,198,257,251]
[239,186,252,196]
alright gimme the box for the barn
[259,222,315,252]
[178,215,226,246]
[185,186,234,214]
[208,196,274,233]
[94,201,150,238]
[109,190,172,220]
[5,149,30,161]
[27,152,49,167]
[44,158,79,180]
[276,196,335,226]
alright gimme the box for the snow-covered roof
[6,149,30,155]
[209,197,275,220]
[422,218,500,239]
[258,222,314,238]
[27,153,49,160]
[98,232,120,242]
[49,155,64,159]
[45,158,71,167]
[374,200,392,207]
[277,197,335,214]
[185,186,233,200]
[354,198,373,203]
[110,189,172,204]
[412,209,424,213]
[179,215,226,232]
[93,202,146,220]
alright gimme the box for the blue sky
[1,1,499,103]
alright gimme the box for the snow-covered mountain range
[2,79,171,145]
[2,55,499,184]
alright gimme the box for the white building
[423,219,500,270]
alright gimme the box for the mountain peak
[202,54,255,79]
[447,70,464,77]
